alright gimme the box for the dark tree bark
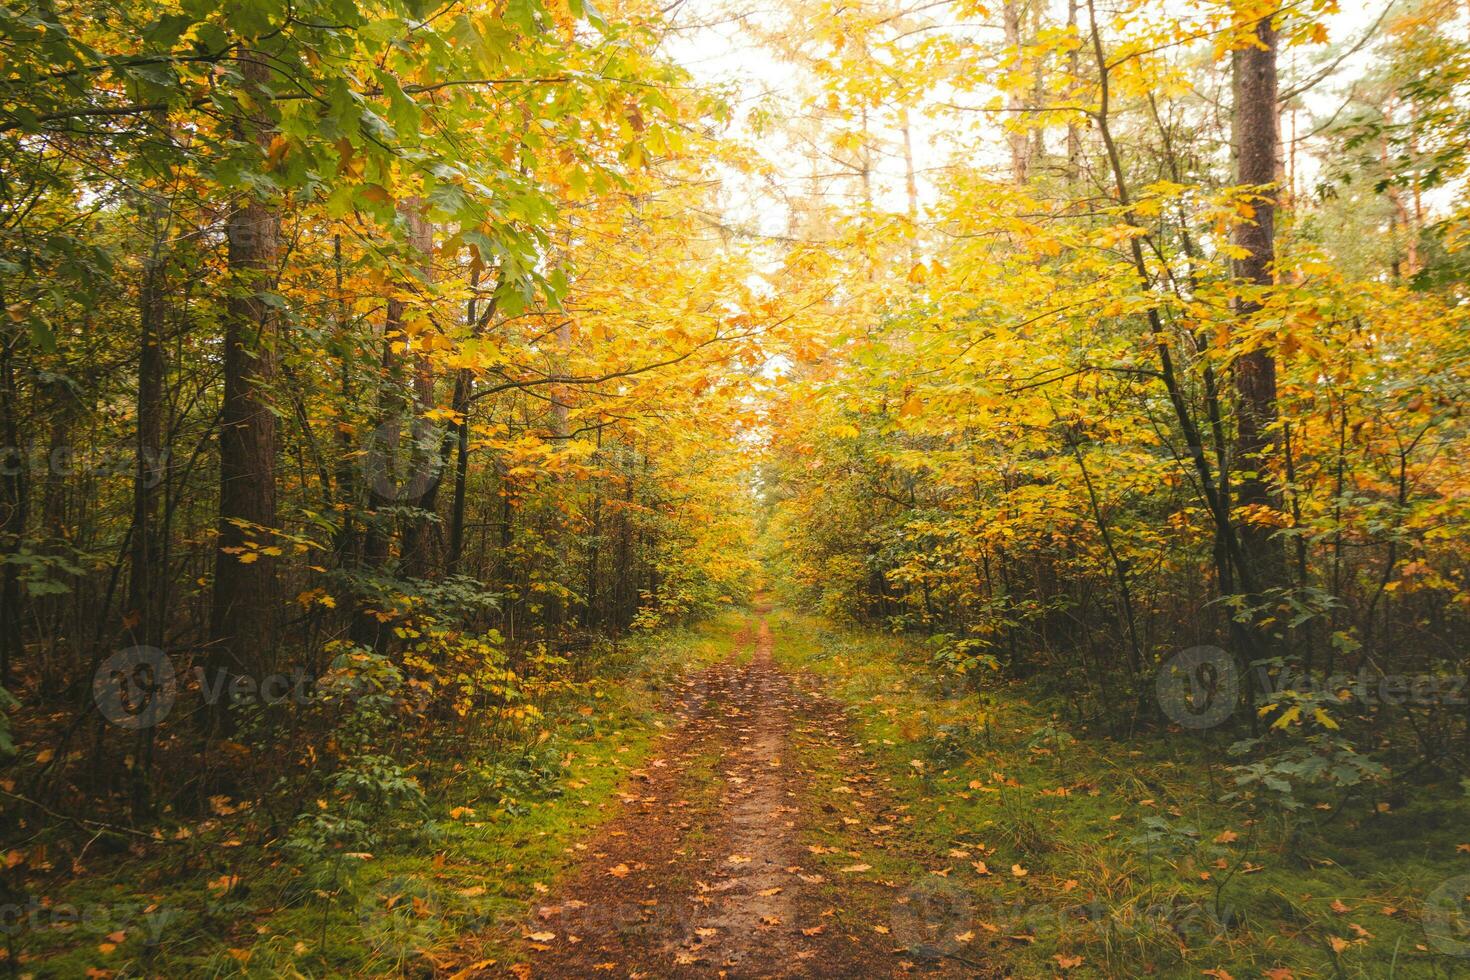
[129,230,166,652]
[1231,6,1284,594]
[0,325,26,688]
[207,52,280,731]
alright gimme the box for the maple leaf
[1055,953,1083,969]
[607,863,631,878]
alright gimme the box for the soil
[503,611,996,978]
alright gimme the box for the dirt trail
[508,612,989,978]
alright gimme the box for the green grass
[14,610,747,979]
[768,608,1470,979]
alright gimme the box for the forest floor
[15,606,1470,978]
[507,605,985,978]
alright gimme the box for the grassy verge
[769,608,1470,979]
[12,610,748,978]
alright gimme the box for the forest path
[504,608,988,978]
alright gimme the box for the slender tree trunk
[398,203,439,579]
[1003,1,1030,183]
[900,106,920,270]
[127,242,166,818]
[1231,4,1284,597]
[0,325,26,688]
[129,225,167,652]
[354,201,434,641]
[1066,0,1081,184]
[448,273,479,576]
[332,235,359,569]
[207,51,280,732]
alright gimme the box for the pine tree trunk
[1231,6,1283,596]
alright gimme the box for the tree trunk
[1003,1,1030,183]
[208,52,280,734]
[1231,5,1283,596]
[0,325,26,688]
[398,203,439,579]
[129,231,166,652]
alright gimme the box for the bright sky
[654,0,1412,237]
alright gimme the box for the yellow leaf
[1271,706,1302,729]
